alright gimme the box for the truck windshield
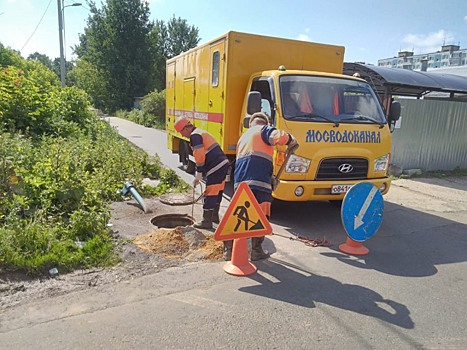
[279,75,386,125]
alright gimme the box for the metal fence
[391,99,467,171]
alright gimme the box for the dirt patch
[0,195,222,310]
[133,226,223,260]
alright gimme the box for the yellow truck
[166,31,400,204]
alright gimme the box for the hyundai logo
[338,163,353,173]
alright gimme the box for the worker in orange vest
[224,112,297,261]
[174,116,229,229]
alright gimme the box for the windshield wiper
[288,113,340,127]
[341,115,385,128]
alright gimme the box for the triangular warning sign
[214,182,272,241]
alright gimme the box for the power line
[20,0,53,55]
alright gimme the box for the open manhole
[150,214,195,229]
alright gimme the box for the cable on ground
[271,232,331,247]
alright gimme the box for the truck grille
[316,158,368,180]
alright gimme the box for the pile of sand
[133,226,223,261]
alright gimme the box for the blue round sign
[341,182,384,242]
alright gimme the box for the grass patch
[0,120,187,276]
[391,167,467,180]
[422,167,467,178]
[0,49,186,275]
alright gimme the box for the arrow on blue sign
[341,182,384,242]
[354,185,378,230]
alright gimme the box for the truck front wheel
[328,200,343,208]
[179,140,196,174]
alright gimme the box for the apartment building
[378,44,467,71]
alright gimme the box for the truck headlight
[285,155,311,173]
[374,154,389,172]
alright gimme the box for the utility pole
[57,0,66,87]
[57,1,82,87]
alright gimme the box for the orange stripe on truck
[173,109,224,123]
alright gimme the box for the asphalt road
[1,117,466,350]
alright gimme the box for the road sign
[341,182,384,242]
[214,182,272,241]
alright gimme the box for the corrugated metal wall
[391,99,467,171]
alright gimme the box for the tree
[166,16,200,59]
[27,52,53,70]
[24,52,77,86]
[0,43,24,68]
[40,57,75,85]
[147,20,168,92]
[74,0,153,113]
[67,59,106,109]
[148,16,200,91]
[73,2,200,112]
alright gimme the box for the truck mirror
[389,101,401,122]
[247,91,262,115]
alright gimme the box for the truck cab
[242,67,392,202]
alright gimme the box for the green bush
[0,46,186,275]
[129,108,158,127]
[113,90,166,129]
[116,107,165,129]
[0,66,93,139]
[141,89,166,129]
[141,89,165,118]
[0,119,183,275]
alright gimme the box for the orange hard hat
[174,117,190,132]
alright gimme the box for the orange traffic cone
[223,238,257,276]
[339,237,369,256]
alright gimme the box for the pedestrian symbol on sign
[214,182,272,241]
[233,201,265,232]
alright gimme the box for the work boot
[250,236,270,261]
[212,204,221,224]
[223,240,233,261]
[193,209,213,229]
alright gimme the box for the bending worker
[174,116,230,229]
[225,112,297,261]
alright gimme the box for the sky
[1,0,467,65]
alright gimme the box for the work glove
[288,136,299,149]
[193,172,203,187]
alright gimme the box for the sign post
[339,182,384,255]
[214,182,272,276]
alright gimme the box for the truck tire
[180,140,196,174]
[328,200,343,208]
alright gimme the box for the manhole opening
[150,214,195,229]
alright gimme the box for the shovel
[272,143,299,191]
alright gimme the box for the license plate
[331,184,353,194]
